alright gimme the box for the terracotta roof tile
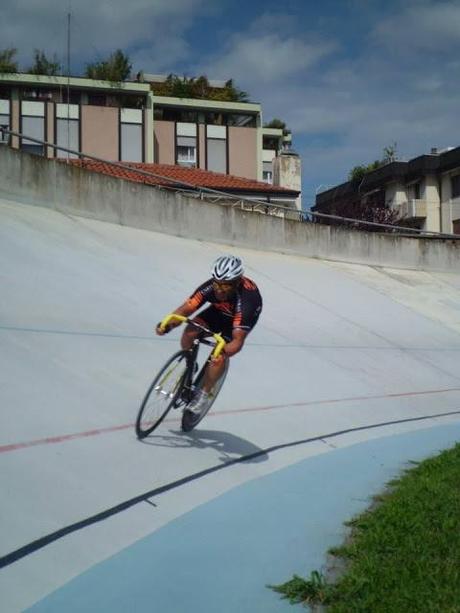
[62,159,299,195]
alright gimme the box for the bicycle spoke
[136,351,189,438]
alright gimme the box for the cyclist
[156,255,262,414]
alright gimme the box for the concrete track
[1,197,460,611]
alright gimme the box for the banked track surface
[1,197,460,611]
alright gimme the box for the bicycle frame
[159,313,227,406]
[159,313,226,359]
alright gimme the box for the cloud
[0,0,211,72]
[197,11,337,86]
[372,2,460,52]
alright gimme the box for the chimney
[430,147,438,155]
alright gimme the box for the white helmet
[212,255,244,281]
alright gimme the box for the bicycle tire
[136,350,189,439]
[181,359,229,432]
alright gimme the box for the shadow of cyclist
[143,428,268,464]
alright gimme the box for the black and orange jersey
[186,276,263,332]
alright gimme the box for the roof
[63,159,300,196]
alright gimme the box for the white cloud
[196,10,337,86]
[0,0,211,72]
[372,2,460,52]
[204,34,335,85]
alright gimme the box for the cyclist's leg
[202,352,227,392]
[194,307,232,393]
[180,317,207,350]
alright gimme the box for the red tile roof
[62,159,299,195]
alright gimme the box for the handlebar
[158,313,226,359]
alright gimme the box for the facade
[314,147,460,234]
[0,72,294,193]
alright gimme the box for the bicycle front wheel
[136,350,189,439]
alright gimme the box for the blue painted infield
[29,422,460,613]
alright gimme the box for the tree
[28,50,60,76]
[348,143,399,182]
[85,49,131,82]
[0,48,18,73]
[264,118,286,130]
[219,79,249,102]
[152,74,250,102]
[316,191,402,232]
[382,142,398,163]
[348,160,381,182]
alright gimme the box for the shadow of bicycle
[142,428,268,464]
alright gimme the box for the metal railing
[1,126,459,240]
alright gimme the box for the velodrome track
[1,196,460,611]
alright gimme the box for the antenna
[66,5,71,158]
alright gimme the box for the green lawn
[270,443,460,612]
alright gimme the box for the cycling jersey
[186,276,262,336]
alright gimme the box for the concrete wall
[1,145,459,272]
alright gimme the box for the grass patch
[269,443,460,612]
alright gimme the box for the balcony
[396,199,427,219]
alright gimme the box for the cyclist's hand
[156,322,169,335]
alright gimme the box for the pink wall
[154,120,175,165]
[81,106,118,160]
[228,127,257,179]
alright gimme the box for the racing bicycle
[135,314,229,438]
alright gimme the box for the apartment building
[0,72,292,188]
[314,146,460,234]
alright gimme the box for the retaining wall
[1,146,459,272]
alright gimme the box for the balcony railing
[396,199,427,219]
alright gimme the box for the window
[263,162,273,183]
[227,114,256,127]
[0,86,11,99]
[21,101,45,156]
[263,136,279,151]
[0,100,10,144]
[206,125,227,173]
[21,88,55,101]
[206,112,226,126]
[451,175,460,200]
[177,137,196,165]
[176,122,197,167]
[55,104,80,159]
[61,89,81,104]
[120,107,143,162]
[88,93,106,106]
[119,94,145,109]
[155,107,199,123]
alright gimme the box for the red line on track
[2,387,460,455]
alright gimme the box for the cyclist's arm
[155,302,195,335]
[224,328,247,357]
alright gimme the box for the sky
[2,0,460,205]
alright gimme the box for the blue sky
[2,0,460,205]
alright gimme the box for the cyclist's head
[211,255,244,283]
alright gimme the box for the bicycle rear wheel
[181,359,229,432]
[136,350,189,439]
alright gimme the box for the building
[314,146,460,234]
[0,72,298,204]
